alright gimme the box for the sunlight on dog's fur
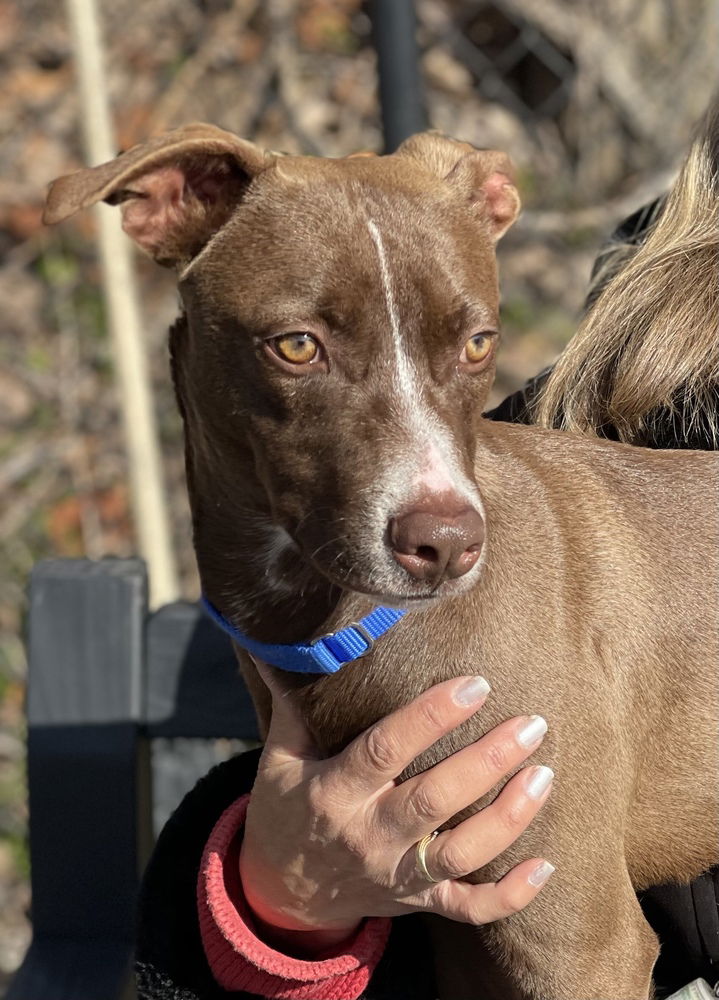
[44,101,719,1000]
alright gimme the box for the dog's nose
[389,505,484,583]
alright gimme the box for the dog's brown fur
[45,113,719,999]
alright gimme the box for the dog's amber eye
[271,333,320,365]
[462,333,494,365]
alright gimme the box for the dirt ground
[1,0,716,986]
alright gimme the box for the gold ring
[415,830,441,883]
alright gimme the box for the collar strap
[201,596,408,675]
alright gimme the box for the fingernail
[525,765,554,799]
[516,715,547,748]
[528,860,555,887]
[453,676,491,706]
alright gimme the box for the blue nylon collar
[201,596,408,675]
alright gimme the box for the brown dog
[44,119,718,999]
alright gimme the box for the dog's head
[45,125,520,613]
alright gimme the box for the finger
[415,764,554,884]
[378,715,548,843]
[326,675,491,796]
[429,856,556,924]
[253,657,321,763]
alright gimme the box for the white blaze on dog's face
[362,214,489,601]
[43,127,519,607]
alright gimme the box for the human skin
[239,665,554,957]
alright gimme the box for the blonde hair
[534,99,719,446]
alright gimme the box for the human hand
[239,668,554,954]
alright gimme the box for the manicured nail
[525,765,554,799]
[453,676,491,706]
[528,860,555,887]
[516,715,547,748]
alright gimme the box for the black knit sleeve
[136,748,264,1000]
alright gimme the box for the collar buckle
[310,620,375,659]
[344,621,375,656]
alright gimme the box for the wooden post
[64,0,179,608]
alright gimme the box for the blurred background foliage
[0,0,717,985]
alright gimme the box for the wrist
[248,912,363,958]
[239,847,361,957]
[200,795,393,995]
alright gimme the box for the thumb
[252,656,321,762]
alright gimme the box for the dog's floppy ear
[396,132,520,240]
[43,123,274,266]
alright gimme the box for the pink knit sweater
[197,795,392,999]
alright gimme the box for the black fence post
[369,0,428,151]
